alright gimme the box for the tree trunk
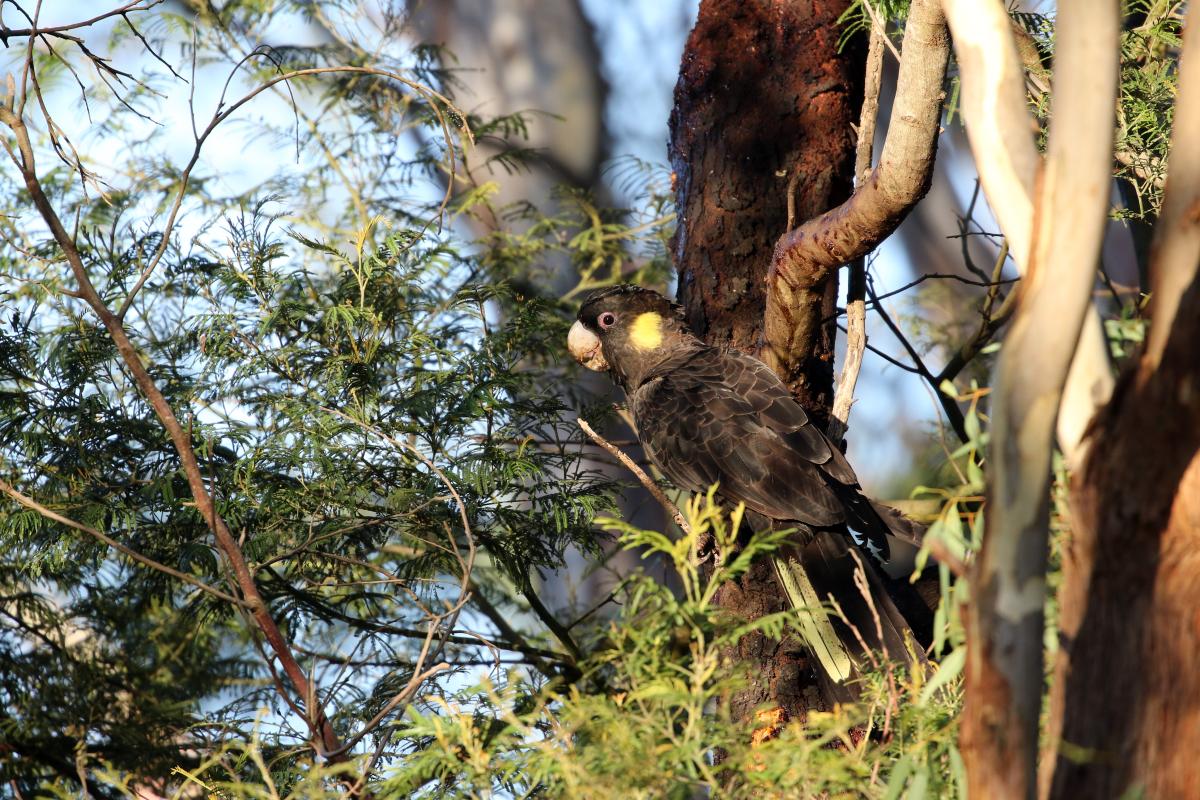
[1045,285,1200,799]
[668,0,863,721]
[669,0,861,429]
[1041,11,1200,795]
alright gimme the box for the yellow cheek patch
[630,312,663,351]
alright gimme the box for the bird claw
[693,529,720,566]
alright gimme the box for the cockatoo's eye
[598,312,617,329]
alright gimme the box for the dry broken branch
[577,418,691,537]
[828,19,887,444]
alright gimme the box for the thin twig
[319,407,479,720]
[936,241,1017,385]
[577,418,690,536]
[861,0,903,61]
[848,550,900,737]
[848,550,888,660]
[470,578,579,676]
[0,2,160,39]
[840,324,923,375]
[822,271,1019,325]
[115,64,472,321]
[0,476,249,608]
[864,276,970,442]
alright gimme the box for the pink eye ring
[598,312,617,329]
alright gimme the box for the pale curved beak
[567,320,609,371]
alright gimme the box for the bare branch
[829,19,886,443]
[0,2,161,41]
[763,0,949,384]
[950,2,1120,797]
[578,418,691,536]
[865,275,970,443]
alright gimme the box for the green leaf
[919,647,965,706]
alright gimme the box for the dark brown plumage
[568,284,914,563]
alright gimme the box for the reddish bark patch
[668,0,861,419]
[668,0,871,727]
[1048,309,1200,799]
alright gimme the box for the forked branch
[763,0,950,387]
[941,1,1114,469]
[946,1,1120,797]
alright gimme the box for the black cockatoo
[567,284,927,692]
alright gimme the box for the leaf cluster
[168,493,968,799]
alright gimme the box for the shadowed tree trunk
[667,0,952,725]
[668,0,863,721]
[1047,282,1200,799]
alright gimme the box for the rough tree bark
[670,0,863,426]
[669,0,865,721]
[667,0,949,722]
[1047,292,1200,800]
[1046,11,1200,798]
